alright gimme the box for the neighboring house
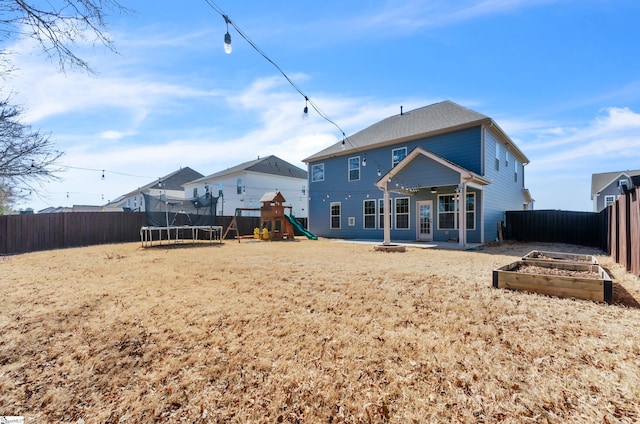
[303,100,532,245]
[183,155,308,218]
[38,206,72,213]
[591,170,640,212]
[104,167,204,212]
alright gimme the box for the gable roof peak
[303,100,492,162]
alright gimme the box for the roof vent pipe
[400,106,403,115]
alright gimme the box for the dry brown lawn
[1,238,639,423]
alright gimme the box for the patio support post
[383,186,391,245]
[459,182,467,247]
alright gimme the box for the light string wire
[202,0,424,194]
[204,0,346,139]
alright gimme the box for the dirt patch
[513,263,601,278]
[1,239,639,423]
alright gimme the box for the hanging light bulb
[223,15,232,54]
[101,170,105,180]
[303,97,309,119]
[377,168,381,177]
[340,138,346,151]
[362,157,367,167]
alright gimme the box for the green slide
[286,214,318,240]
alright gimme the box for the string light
[223,15,232,54]
[203,1,409,190]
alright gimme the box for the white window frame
[438,194,457,230]
[330,202,341,229]
[311,163,325,182]
[236,178,243,195]
[363,199,377,229]
[392,147,407,167]
[395,197,410,229]
[514,160,518,183]
[437,193,476,230]
[604,195,616,208]
[348,156,360,181]
[465,193,476,231]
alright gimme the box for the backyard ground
[1,238,639,423]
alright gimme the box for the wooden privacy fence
[0,212,308,255]
[609,186,640,277]
[504,209,609,251]
[0,212,147,255]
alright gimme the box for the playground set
[222,191,317,242]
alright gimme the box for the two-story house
[104,167,204,212]
[303,100,532,246]
[183,155,308,218]
[591,170,640,212]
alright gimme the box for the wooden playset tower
[260,191,294,240]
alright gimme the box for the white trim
[330,201,341,229]
[363,199,376,229]
[311,163,325,182]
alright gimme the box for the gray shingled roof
[303,100,527,163]
[591,169,640,195]
[105,167,203,206]
[189,155,307,184]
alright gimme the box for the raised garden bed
[493,260,612,304]
[522,250,599,266]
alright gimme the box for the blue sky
[6,0,640,212]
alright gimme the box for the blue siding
[308,126,488,241]
[482,127,526,241]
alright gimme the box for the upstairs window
[605,195,616,208]
[495,144,501,171]
[236,178,243,195]
[312,163,325,182]
[514,160,518,183]
[392,147,407,167]
[193,187,198,198]
[348,157,360,181]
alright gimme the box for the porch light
[430,187,437,193]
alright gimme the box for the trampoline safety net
[143,193,219,227]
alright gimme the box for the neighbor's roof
[188,155,307,184]
[591,169,640,196]
[104,167,203,206]
[303,100,529,164]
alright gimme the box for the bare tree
[1,0,130,74]
[0,0,129,210]
[0,99,63,204]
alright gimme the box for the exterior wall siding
[308,126,485,241]
[482,127,527,241]
[184,172,308,218]
[595,182,621,212]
